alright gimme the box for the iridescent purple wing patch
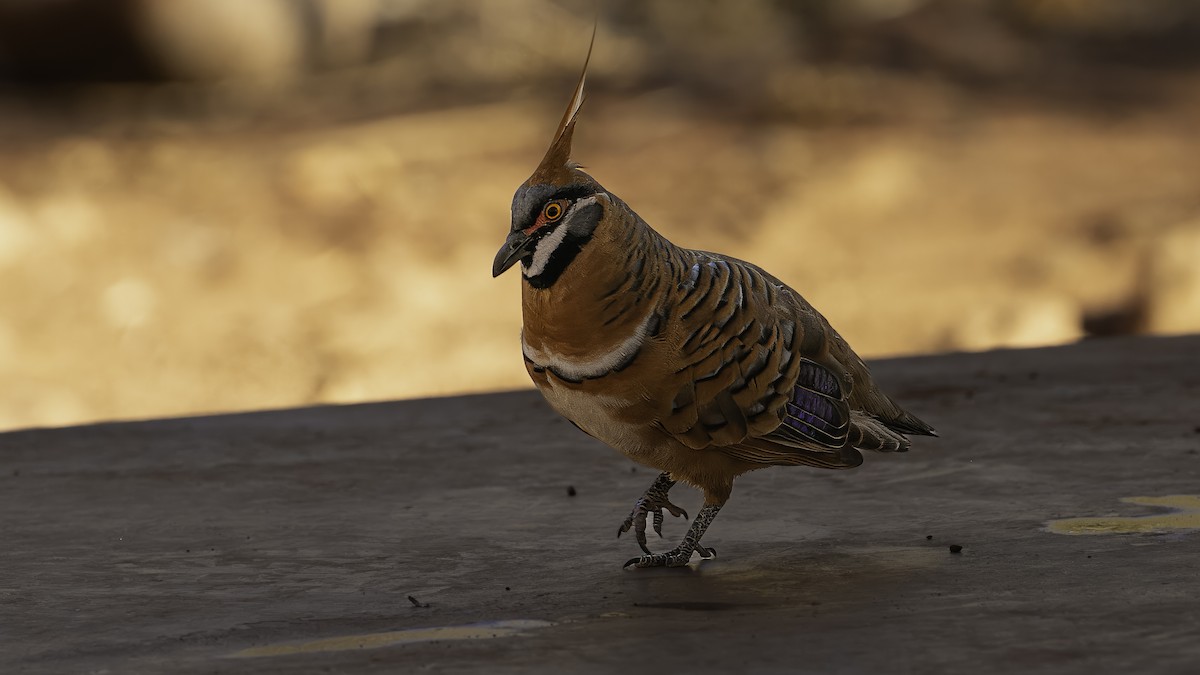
[768,359,849,448]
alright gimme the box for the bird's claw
[617,496,688,554]
[624,544,715,569]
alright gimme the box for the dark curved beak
[492,230,534,277]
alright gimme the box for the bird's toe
[622,547,697,569]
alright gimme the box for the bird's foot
[617,494,688,555]
[622,503,723,569]
[623,542,715,569]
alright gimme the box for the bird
[491,34,936,569]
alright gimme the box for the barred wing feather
[657,253,913,469]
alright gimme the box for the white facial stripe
[522,309,656,381]
[521,195,599,279]
[523,223,569,278]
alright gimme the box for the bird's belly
[528,367,667,456]
[536,381,649,451]
[531,373,752,497]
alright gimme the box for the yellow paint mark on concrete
[232,619,554,658]
[1047,495,1200,535]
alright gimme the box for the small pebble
[925,535,933,541]
[567,485,577,497]
[949,544,963,554]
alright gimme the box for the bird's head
[492,29,606,289]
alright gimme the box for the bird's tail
[847,412,913,453]
[882,405,938,438]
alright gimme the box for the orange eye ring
[543,201,565,222]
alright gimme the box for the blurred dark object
[4,0,1200,86]
[0,0,152,81]
[0,0,378,82]
[798,0,1200,78]
[1082,303,1148,338]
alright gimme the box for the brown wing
[655,253,925,469]
[655,255,851,463]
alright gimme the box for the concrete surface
[2,335,1199,674]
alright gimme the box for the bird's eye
[543,201,565,222]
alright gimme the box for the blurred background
[0,0,1198,431]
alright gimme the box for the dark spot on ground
[949,544,963,554]
[407,595,430,608]
[567,485,576,497]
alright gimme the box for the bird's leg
[617,472,689,554]
[624,503,722,568]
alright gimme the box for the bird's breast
[520,302,670,456]
[520,308,658,382]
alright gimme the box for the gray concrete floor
[3,335,1200,674]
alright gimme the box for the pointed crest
[528,21,596,185]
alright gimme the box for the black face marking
[523,234,586,290]
[521,197,603,289]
